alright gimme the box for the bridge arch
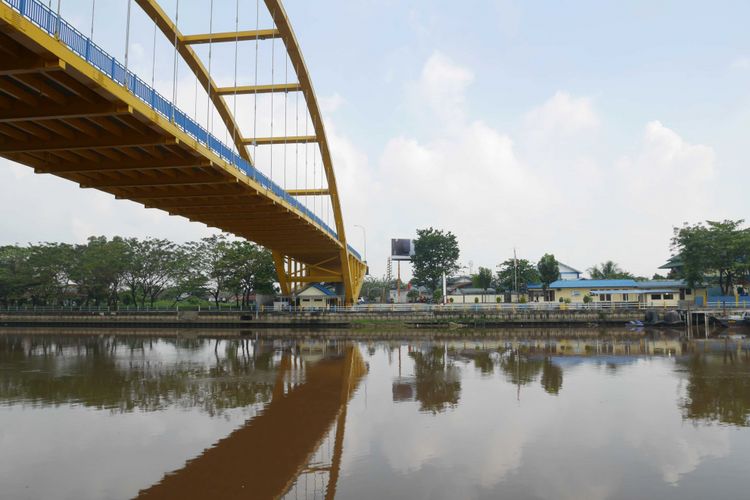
[0,0,365,302]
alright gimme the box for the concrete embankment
[0,308,646,329]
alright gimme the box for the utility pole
[513,247,519,296]
[385,257,392,303]
[397,260,401,303]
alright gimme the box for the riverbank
[0,308,648,329]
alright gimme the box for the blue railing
[4,0,362,261]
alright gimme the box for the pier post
[704,313,709,339]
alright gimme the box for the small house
[296,283,338,309]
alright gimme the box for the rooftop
[529,279,687,289]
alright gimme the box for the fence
[0,301,696,315]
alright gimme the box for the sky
[2,0,749,280]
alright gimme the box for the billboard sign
[391,239,415,261]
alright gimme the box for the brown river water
[1,330,750,500]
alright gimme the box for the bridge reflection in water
[135,343,366,500]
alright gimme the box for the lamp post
[353,224,367,263]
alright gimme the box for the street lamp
[353,224,367,263]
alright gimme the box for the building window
[622,294,629,301]
[651,294,662,300]
[599,294,612,302]
[686,289,692,295]
[663,293,673,300]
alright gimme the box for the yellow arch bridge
[0,0,366,303]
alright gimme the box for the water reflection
[409,346,461,413]
[2,331,750,499]
[0,336,278,415]
[680,349,750,426]
[137,344,366,500]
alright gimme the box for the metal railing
[0,301,682,314]
[3,0,361,261]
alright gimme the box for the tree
[472,267,493,290]
[0,245,31,306]
[588,261,634,280]
[225,241,277,307]
[69,236,129,307]
[411,227,460,290]
[167,242,208,305]
[122,238,177,307]
[495,258,540,292]
[194,235,234,306]
[360,276,394,303]
[672,219,750,295]
[537,254,560,291]
[24,243,74,306]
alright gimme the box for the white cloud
[417,51,475,125]
[730,56,750,70]
[0,45,730,280]
[615,120,716,221]
[523,90,600,140]
[320,93,346,113]
[0,158,219,246]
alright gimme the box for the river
[1,330,749,500]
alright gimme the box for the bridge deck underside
[0,17,344,271]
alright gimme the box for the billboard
[391,239,415,261]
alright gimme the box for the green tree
[0,245,31,306]
[122,238,178,307]
[411,228,460,290]
[225,241,277,307]
[23,243,74,306]
[360,276,394,303]
[495,258,540,292]
[69,236,129,307]
[167,242,208,305]
[472,266,493,290]
[537,253,560,291]
[672,219,750,295]
[194,235,235,306]
[588,261,634,280]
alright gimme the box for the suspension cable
[151,15,157,89]
[313,119,317,217]
[270,9,276,183]
[305,107,309,209]
[206,0,214,141]
[295,66,299,190]
[252,0,260,163]
[55,0,61,38]
[124,0,132,78]
[89,0,96,40]
[193,76,198,121]
[171,0,180,122]
[232,0,239,154]
[284,49,288,190]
